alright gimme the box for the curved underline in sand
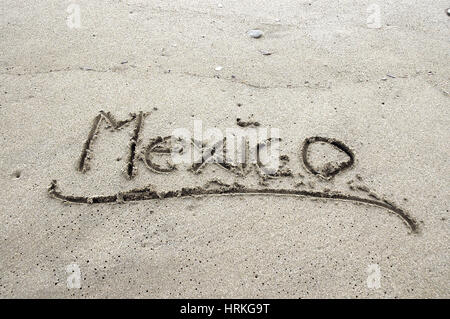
[48,180,419,234]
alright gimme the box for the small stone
[259,50,272,56]
[248,29,263,38]
[218,4,223,8]
[215,66,223,71]
[446,8,450,16]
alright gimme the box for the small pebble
[215,66,223,71]
[446,8,450,16]
[248,29,263,38]
[218,4,223,8]
[259,50,272,56]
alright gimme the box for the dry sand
[0,0,449,298]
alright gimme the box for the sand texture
[0,1,449,298]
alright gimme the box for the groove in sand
[48,180,419,234]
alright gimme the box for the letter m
[77,111,144,179]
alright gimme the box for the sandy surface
[0,0,449,298]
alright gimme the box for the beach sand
[0,0,448,298]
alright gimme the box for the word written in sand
[48,111,419,234]
[75,111,354,179]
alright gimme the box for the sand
[0,0,449,298]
